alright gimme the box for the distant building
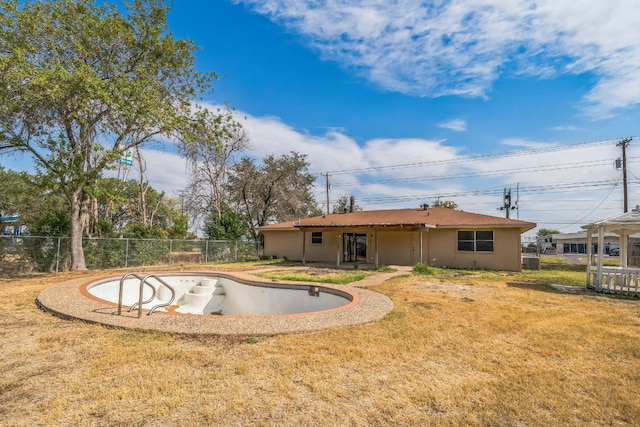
[1,214,26,236]
[549,231,632,255]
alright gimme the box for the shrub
[413,262,435,275]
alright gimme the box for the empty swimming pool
[84,273,354,316]
[37,269,395,335]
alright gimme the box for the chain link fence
[0,235,259,274]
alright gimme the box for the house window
[311,231,323,244]
[457,230,494,252]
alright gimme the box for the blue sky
[6,0,640,237]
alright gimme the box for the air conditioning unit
[522,256,540,270]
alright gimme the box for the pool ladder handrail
[118,273,176,318]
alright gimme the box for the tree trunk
[69,189,88,271]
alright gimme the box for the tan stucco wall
[377,231,412,265]
[262,230,340,262]
[262,227,524,271]
[262,230,303,260]
[426,228,522,271]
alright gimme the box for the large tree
[227,151,321,241]
[0,0,232,269]
[179,105,249,228]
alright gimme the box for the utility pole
[617,137,632,212]
[322,173,331,214]
[499,187,517,218]
[516,183,520,220]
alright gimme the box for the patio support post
[302,231,306,265]
[374,230,379,269]
[419,230,423,264]
[597,226,604,291]
[336,234,341,267]
[621,230,629,268]
[586,230,593,287]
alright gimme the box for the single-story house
[550,231,624,255]
[257,206,536,271]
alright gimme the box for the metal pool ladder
[118,273,176,318]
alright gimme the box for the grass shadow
[506,281,589,294]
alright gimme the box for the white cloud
[125,105,631,234]
[500,138,555,150]
[437,119,467,132]
[550,125,585,132]
[235,0,640,116]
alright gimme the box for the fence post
[205,240,208,263]
[125,238,129,268]
[235,240,238,261]
[55,237,61,273]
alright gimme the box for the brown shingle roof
[258,207,536,232]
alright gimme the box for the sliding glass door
[343,233,367,262]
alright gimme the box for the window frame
[311,231,323,245]
[457,230,494,252]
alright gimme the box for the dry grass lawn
[1,263,639,426]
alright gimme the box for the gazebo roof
[581,208,640,234]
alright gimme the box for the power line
[325,157,637,187]
[313,138,623,176]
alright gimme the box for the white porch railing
[587,265,640,296]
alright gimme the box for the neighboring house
[551,232,627,255]
[258,207,536,271]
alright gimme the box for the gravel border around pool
[36,270,395,336]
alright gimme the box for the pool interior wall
[86,274,353,316]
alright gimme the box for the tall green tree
[227,151,321,241]
[0,0,235,269]
[202,203,247,240]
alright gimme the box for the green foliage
[0,0,237,269]
[413,262,435,275]
[83,238,126,269]
[168,214,189,240]
[203,204,248,240]
[123,224,168,239]
[30,208,71,237]
[431,199,458,209]
[127,238,170,267]
[21,236,65,272]
[257,269,368,284]
[537,228,560,237]
[0,168,68,233]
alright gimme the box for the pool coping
[36,270,395,336]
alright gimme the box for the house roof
[258,207,536,232]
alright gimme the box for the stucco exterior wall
[262,230,303,260]
[377,231,411,265]
[426,228,522,271]
[262,227,524,271]
[303,230,340,262]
